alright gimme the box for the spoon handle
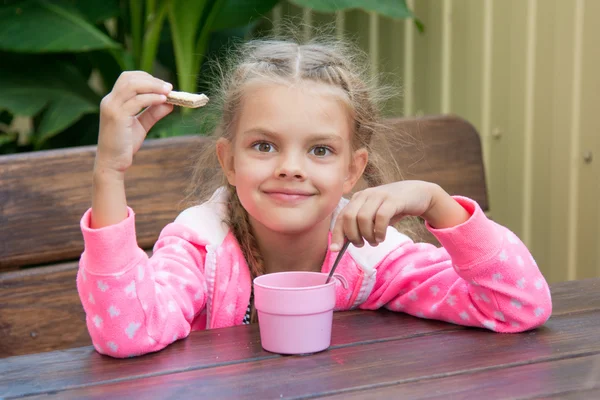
[325,240,350,284]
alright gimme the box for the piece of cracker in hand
[166,91,209,108]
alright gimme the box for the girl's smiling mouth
[262,189,316,204]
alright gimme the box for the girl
[78,39,552,358]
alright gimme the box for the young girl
[78,39,552,358]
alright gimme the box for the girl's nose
[275,154,306,180]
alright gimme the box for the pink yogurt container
[253,271,336,355]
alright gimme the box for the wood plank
[0,251,152,358]
[0,114,490,357]
[1,271,598,359]
[0,261,88,358]
[548,277,600,315]
[0,310,462,398]
[0,136,206,270]
[383,116,488,209]
[0,115,487,271]
[545,388,600,400]
[318,353,600,399]
[8,308,600,399]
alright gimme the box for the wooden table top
[1,278,599,399]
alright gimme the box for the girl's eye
[253,142,274,152]
[310,146,332,157]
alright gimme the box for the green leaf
[0,91,48,117]
[0,131,20,155]
[140,0,169,72]
[0,0,120,53]
[168,0,209,91]
[37,113,99,150]
[210,0,280,31]
[191,0,228,90]
[289,0,414,19]
[413,17,425,33]
[148,106,218,138]
[57,0,121,23]
[0,110,13,126]
[0,132,18,147]
[86,50,124,94]
[0,54,100,145]
[35,94,97,146]
[129,0,143,67]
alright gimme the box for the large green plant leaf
[168,0,210,92]
[0,0,120,53]
[140,0,169,72]
[149,110,209,138]
[168,0,228,94]
[0,54,100,147]
[37,113,99,150]
[35,94,97,145]
[210,0,279,31]
[85,50,126,94]
[57,0,120,23]
[289,0,413,19]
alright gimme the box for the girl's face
[218,82,367,235]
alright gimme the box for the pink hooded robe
[77,188,552,358]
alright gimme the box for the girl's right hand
[95,71,174,174]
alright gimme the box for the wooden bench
[0,115,488,358]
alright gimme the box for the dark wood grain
[544,387,600,399]
[0,115,488,356]
[318,353,600,399]
[548,277,600,315]
[0,115,486,271]
[0,262,88,358]
[2,279,598,399]
[1,270,597,360]
[378,116,488,209]
[0,310,462,398]
[16,308,600,399]
[0,249,151,358]
[0,136,206,271]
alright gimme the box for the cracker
[166,91,209,108]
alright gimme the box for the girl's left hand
[330,180,470,251]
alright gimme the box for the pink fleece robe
[77,188,552,358]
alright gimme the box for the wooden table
[1,279,599,399]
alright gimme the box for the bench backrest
[0,115,487,357]
[0,115,487,272]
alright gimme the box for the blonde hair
[186,36,418,321]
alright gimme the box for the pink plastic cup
[253,271,336,355]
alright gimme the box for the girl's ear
[343,148,368,194]
[216,138,236,186]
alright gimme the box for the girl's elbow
[528,299,553,330]
[528,289,553,328]
[86,320,166,358]
[482,294,552,333]
[90,335,166,358]
[504,299,553,333]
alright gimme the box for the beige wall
[277,0,600,283]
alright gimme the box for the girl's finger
[331,191,366,251]
[356,195,384,246]
[342,195,367,248]
[330,218,345,252]
[373,200,397,243]
[113,74,173,103]
[123,93,168,116]
[137,103,174,132]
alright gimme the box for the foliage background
[0,0,418,154]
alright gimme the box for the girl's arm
[91,167,128,228]
[360,197,552,332]
[77,208,209,358]
[91,71,173,229]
